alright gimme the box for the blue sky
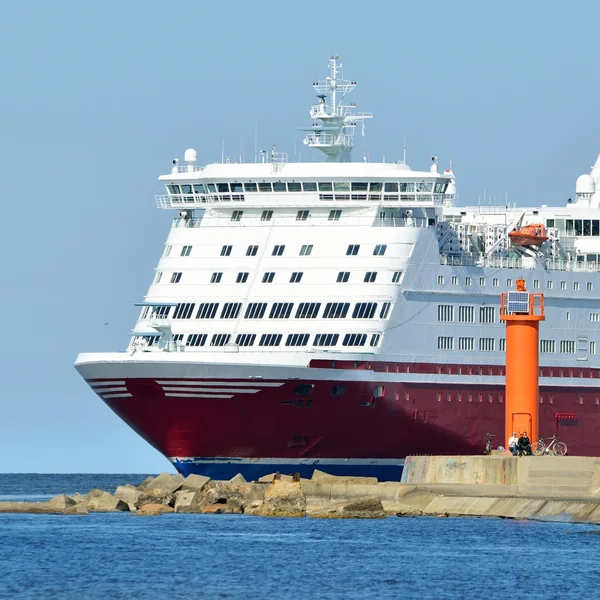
[1,0,599,472]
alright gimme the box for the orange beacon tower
[500,279,545,445]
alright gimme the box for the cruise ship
[75,57,600,481]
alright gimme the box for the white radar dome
[576,173,595,195]
[184,148,197,163]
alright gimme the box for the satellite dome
[184,148,197,163]
[576,173,595,195]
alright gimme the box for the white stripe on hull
[101,392,132,399]
[164,392,233,399]
[161,386,260,394]
[157,380,284,387]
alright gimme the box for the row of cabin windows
[159,270,403,285]
[438,336,596,355]
[230,210,341,222]
[167,181,447,195]
[438,305,495,323]
[164,332,382,348]
[146,301,393,321]
[440,274,594,292]
[174,243,387,258]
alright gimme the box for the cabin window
[196,303,219,319]
[297,210,310,221]
[262,272,275,283]
[370,333,382,347]
[221,245,232,256]
[353,303,377,319]
[296,302,321,318]
[211,334,231,347]
[231,211,243,221]
[380,303,392,319]
[245,303,267,319]
[300,244,313,256]
[286,334,310,347]
[269,303,293,319]
[458,337,474,351]
[236,272,249,283]
[261,210,273,221]
[314,333,339,347]
[173,303,195,319]
[246,245,258,256]
[187,334,207,347]
[392,271,403,283]
[329,210,342,221]
[337,272,350,283]
[259,333,282,347]
[331,385,346,396]
[343,333,367,347]
[272,245,285,256]
[346,244,360,255]
[170,272,182,283]
[181,245,192,257]
[210,272,222,283]
[364,272,377,283]
[235,333,256,347]
[373,244,387,256]
[290,272,303,283]
[323,302,350,318]
[221,303,242,319]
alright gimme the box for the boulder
[174,491,200,513]
[202,504,228,514]
[115,485,142,509]
[61,505,89,516]
[47,494,77,511]
[85,491,129,512]
[181,474,211,492]
[309,496,386,519]
[135,490,177,509]
[230,473,247,484]
[136,476,155,491]
[252,480,306,517]
[72,493,85,503]
[191,482,244,511]
[138,503,174,514]
[145,472,183,494]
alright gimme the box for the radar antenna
[299,56,372,162]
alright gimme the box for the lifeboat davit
[509,223,548,247]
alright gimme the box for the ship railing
[440,253,600,273]
[171,216,431,229]
[142,315,172,327]
[171,165,203,174]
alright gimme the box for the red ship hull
[84,358,600,480]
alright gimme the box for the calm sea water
[0,474,599,599]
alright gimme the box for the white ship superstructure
[75,57,600,481]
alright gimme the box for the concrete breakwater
[4,457,600,522]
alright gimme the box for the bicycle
[532,433,568,456]
[484,432,496,455]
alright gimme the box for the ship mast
[300,56,372,162]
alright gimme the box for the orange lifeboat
[509,223,548,247]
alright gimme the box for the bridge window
[230,183,243,193]
[334,182,350,191]
[384,182,398,192]
[288,182,302,192]
[318,182,333,191]
[258,182,272,192]
[370,182,383,192]
[303,182,317,191]
[351,182,369,191]
[273,181,286,192]
[244,182,257,192]
[167,185,181,194]
[217,183,230,193]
